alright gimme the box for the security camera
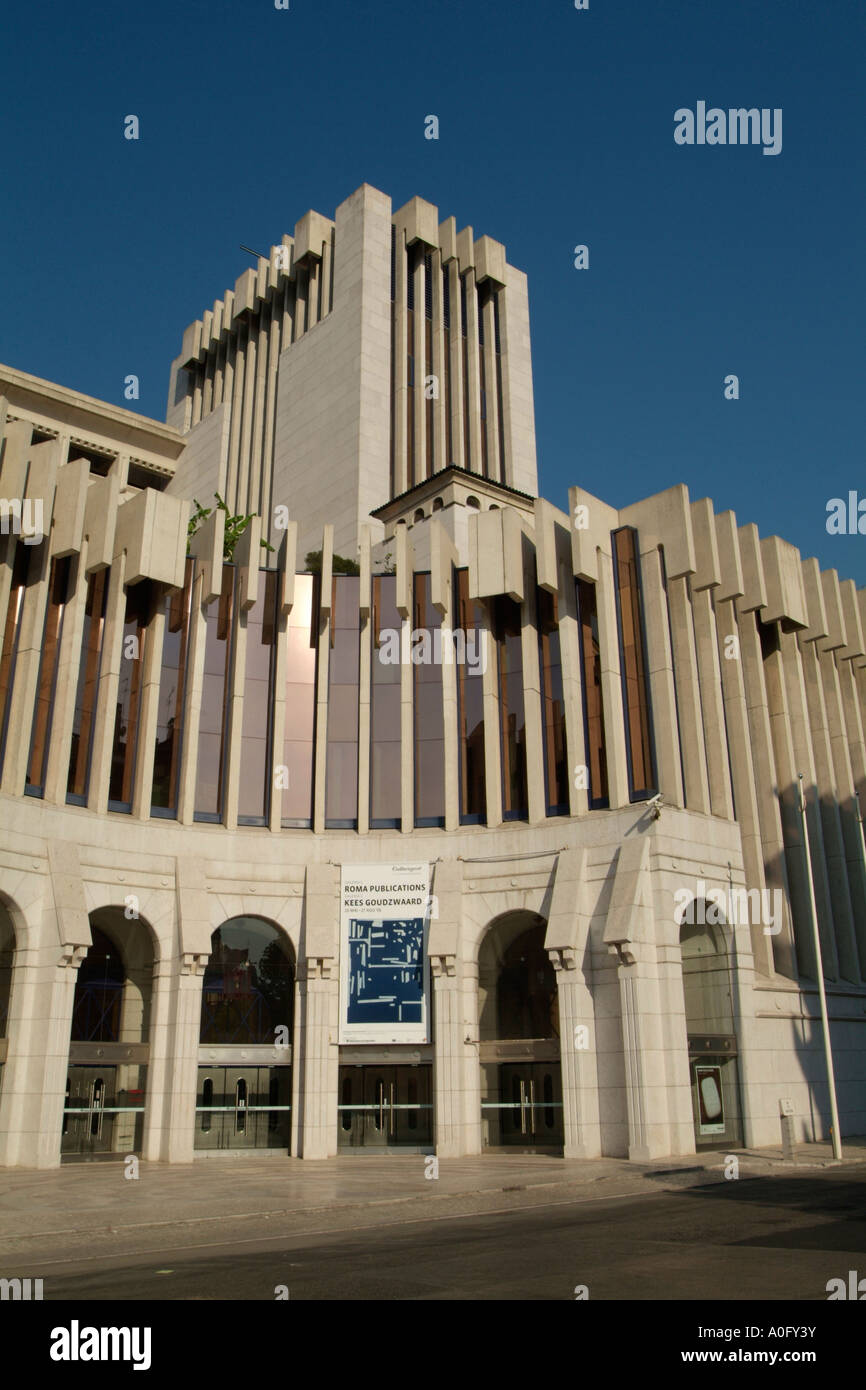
[647,793,663,820]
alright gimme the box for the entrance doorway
[195,1065,291,1151]
[61,912,152,1163]
[484,1061,564,1149]
[679,910,743,1150]
[61,1064,145,1160]
[478,913,564,1153]
[338,1065,432,1150]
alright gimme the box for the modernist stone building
[0,183,865,1169]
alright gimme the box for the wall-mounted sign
[695,1064,725,1135]
[339,864,431,1044]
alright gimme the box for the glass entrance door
[61,1065,145,1159]
[338,1065,432,1150]
[195,1066,291,1150]
[483,1062,564,1150]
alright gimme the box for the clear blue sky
[1,0,863,580]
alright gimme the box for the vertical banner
[339,864,431,1043]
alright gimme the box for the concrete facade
[0,183,865,1171]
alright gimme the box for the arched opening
[431,498,444,512]
[62,909,154,1162]
[466,495,480,510]
[413,508,426,524]
[679,904,742,1150]
[477,913,563,1152]
[0,906,16,1094]
[196,916,295,1152]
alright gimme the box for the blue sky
[1,0,863,579]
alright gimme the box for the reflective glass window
[413,573,445,825]
[26,556,70,794]
[108,581,151,809]
[537,587,568,814]
[194,564,235,819]
[0,544,31,773]
[613,527,655,798]
[325,575,360,826]
[67,568,109,801]
[152,558,193,815]
[282,573,317,825]
[370,574,401,825]
[494,594,527,819]
[200,917,294,1046]
[238,570,277,823]
[576,578,609,808]
[455,567,486,821]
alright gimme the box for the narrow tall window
[152,558,194,816]
[443,268,453,465]
[67,568,109,802]
[613,527,655,799]
[478,285,489,478]
[370,574,401,826]
[194,563,235,820]
[455,568,486,822]
[424,251,434,477]
[108,580,150,810]
[493,293,506,484]
[238,570,277,823]
[537,587,568,815]
[26,555,70,795]
[461,276,471,469]
[282,572,317,826]
[413,573,445,826]
[494,594,527,818]
[325,574,360,827]
[0,544,31,773]
[407,246,416,488]
[576,579,609,808]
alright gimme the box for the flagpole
[798,772,842,1161]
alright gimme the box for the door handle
[389,1082,396,1137]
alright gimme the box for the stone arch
[677,902,742,1149]
[477,911,557,1041]
[466,495,480,510]
[476,910,563,1152]
[200,914,296,1046]
[73,906,157,1045]
[0,900,16,1043]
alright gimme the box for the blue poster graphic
[347,918,424,1025]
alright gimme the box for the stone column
[297,958,338,1158]
[0,942,82,1169]
[611,942,673,1161]
[550,948,601,1159]
[144,951,207,1164]
[431,954,463,1156]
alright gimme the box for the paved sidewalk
[1,1137,863,1255]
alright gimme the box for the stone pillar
[431,955,463,1156]
[297,958,338,1158]
[462,959,483,1156]
[144,951,207,1163]
[0,942,81,1169]
[550,948,601,1158]
[667,576,711,814]
[611,942,673,1161]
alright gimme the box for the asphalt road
[21,1168,866,1301]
